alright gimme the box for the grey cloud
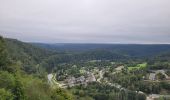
[0,0,170,43]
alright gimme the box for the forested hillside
[5,38,56,74]
[33,43,170,57]
[1,37,170,100]
[0,36,74,100]
[4,38,170,73]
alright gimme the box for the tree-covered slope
[0,36,75,100]
[34,43,170,58]
[1,36,170,100]
[5,38,55,73]
[6,38,170,73]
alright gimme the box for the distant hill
[33,43,170,58]
[5,38,170,73]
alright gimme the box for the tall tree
[0,36,8,70]
[13,75,26,100]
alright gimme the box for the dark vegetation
[1,36,170,100]
[0,36,74,100]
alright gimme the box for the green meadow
[128,63,147,71]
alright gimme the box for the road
[97,70,104,82]
[47,73,66,88]
[47,74,53,85]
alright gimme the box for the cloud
[0,0,170,43]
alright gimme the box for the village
[48,70,98,88]
[48,65,170,88]
[47,64,170,100]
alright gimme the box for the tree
[0,36,8,70]
[51,88,74,100]
[137,93,146,100]
[0,36,17,73]
[156,73,165,80]
[0,88,14,100]
[0,71,15,89]
[13,75,26,100]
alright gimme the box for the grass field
[128,63,147,71]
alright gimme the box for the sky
[0,0,170,44]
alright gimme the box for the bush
[0,88,14,100]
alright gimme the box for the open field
[128,63,147,71]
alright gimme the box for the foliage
[0,88,14,100]
[1,36,170,100]
[0,36,74,100]
[0,36,8,71]
[5,38,53,74]
[156,73,166,80]
[128,63,147,71]
[51,88,74,100]
[70,82,146,100]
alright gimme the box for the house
[76,76,85,84]
[67,77,76,87]
[115,66,124,71]
[86,72,96,82]
[149,73,156,80]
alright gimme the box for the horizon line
[5,37,170,45]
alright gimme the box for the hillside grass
[128,63,147,71]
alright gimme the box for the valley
[1,37,170,100]
[47,60,170,100]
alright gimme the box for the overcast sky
[0,0,170,44]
